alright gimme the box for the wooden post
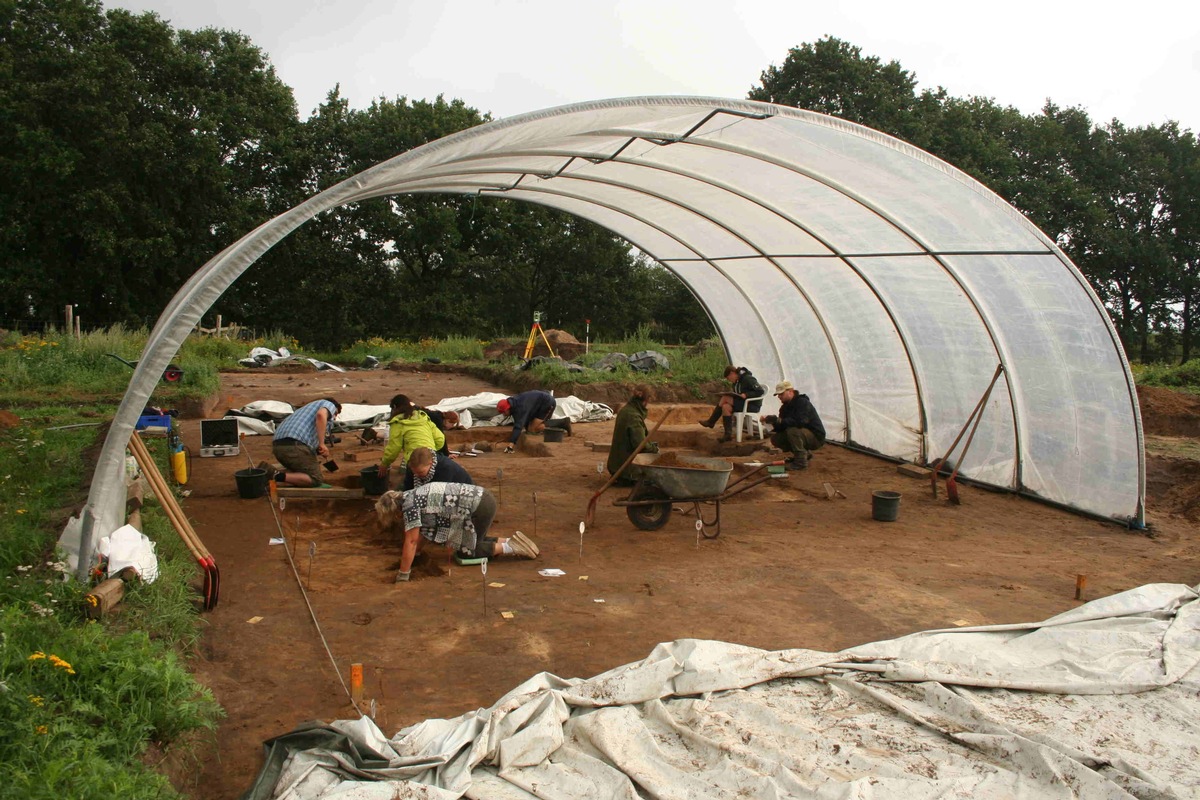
[74,315,81,339]
[85,578,125,619]
[64,305,73,335]
[216,314,222,337]
[1075,574,1086,600]
[350,663,364,704]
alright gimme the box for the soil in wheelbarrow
[646,451,727,469]
[169,368,1200,799]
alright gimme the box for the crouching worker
[403,446,472,490]
[269,397,341,487]
[607,384,659,484]
[497,390,572,453]
[764,380,825,470]
[375,482,540,583]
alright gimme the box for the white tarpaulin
[246,583,1200,799]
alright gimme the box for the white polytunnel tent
[72,96,1145,573]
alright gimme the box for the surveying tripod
[522,312,557,360]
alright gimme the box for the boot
[699,406,722,428]
[546,417,573,436]
[720,415,734,442]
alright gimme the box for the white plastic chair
[734,396,765,442]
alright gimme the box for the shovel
[930,364,1004,503]
[585,406,674,526]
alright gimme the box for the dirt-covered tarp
[244,583,1200,799]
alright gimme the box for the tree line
[3,3,1196,361]
[0,0,709,347]
[751,37,1200,364]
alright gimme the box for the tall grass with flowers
[0,326,225,407]
[332,335,487,365]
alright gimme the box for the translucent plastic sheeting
[76,97,1144,576]
[778,257,922,459]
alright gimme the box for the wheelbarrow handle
[585,406,674,525]
[106,353,138,369]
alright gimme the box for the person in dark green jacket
[607,385,660,484]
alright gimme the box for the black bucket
[543,428,564,443]
[872,490,901,522]
[234,468,268,499]
[360,466,388,496]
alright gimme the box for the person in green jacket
[607,385,660,484]
[378,394,446,484]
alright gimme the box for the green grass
[326,334,487,365]
[0,409,221,799]
[1132,359,1200,393]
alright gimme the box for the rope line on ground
[267,493,363,717]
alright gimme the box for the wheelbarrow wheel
[627,486,672,531]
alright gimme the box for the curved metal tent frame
[73,96,1145,575]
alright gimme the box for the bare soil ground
[174,369,1200,798]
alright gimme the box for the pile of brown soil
[1146,454,1200,521]
[1138,386,1200,437]
[483,330,586,361]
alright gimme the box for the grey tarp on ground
[249,583,1200,799]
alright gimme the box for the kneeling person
[402,446,473,490]
[765,381,825,469]
[375,482,539,582]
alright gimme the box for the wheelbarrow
[106,353,184,383]
[612,453,784,538]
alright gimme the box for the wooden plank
[897,463,932,478]
[126,478,145,509]
[276,486,365,499]
[85,578,125,619]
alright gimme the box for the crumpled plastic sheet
[98,523,159,583]
[249,583,1200,799]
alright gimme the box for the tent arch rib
[365,150,953,448]
[74,96,1147,576]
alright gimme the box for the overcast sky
[108,0,1200,133]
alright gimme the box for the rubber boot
[699,407,722,428]
[720,415,735,442]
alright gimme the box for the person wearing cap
[764,381,825,469]
[699,365,765,442]
[496,389,571,453]
[268,397,341,487]
[374,482,540,582]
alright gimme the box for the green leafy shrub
[1133,359,1200,392]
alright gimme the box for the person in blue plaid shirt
[268,397,341,487]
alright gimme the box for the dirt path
[176,368,1200,798]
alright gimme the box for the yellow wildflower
[48,655,75,674]
[28,695,44,706]
[16,509,26,514]
[35,725,48,735]
[27,651,45,661]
